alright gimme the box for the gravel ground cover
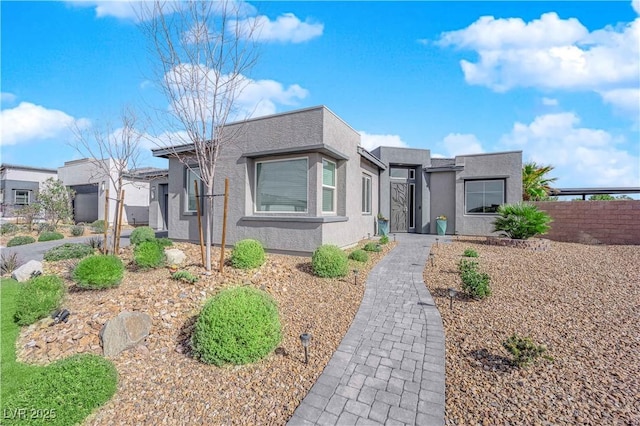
[423,237,640,425]
[13,240,394,425]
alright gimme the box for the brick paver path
[288,234,446,425]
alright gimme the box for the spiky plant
[492,203,552,240]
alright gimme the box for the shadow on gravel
[467,348,515,373]
[431,287,476,304]
[295,262,314,276]
[176,314,198,358]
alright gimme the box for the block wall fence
[533,200,640,245]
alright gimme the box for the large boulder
[165,248,186,266]
[100,311,152,357]
[11,260,43,282]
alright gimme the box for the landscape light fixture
[353,269,359,285]
[368,233,371,240]
[448,288,457,310]
[299,333,312,364]
[435,237,439,247]
[429,252,435,267]
[393,233,396,242]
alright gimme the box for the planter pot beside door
[436,219,447,236]
[377,219,389,236]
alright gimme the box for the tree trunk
[205,187,214,272]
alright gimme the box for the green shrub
[156,237,173,247]
[0,223,18,235]
[1,252,21,275]
[192,286,281,366]
[379,235,389,244]
[463,248,479,258]
[14,275,65,326]
[91,220,106,234]
[171,270,199,284]
[363,242,382,252]
[492,202,552,240]
[312,245,349,278]
[70,224,85,236]
[134,241,165,269]
[36,222,57,234]
[73,255,124,289]
[231,239,266,269]
[44,243,94,261]
[38,231,64,242]
[7,236,36,247]
[458,259,491,299]
[503,334,553,367]
[349,249,369,263]
[130,226,156,245]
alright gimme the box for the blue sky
[1,0,639,188]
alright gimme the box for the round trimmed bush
[7,236,36,247]
[379,235,389,244]
[349,249,369,263]
[37,223,57,234]
[38,231,64,242]
[130,226,156,245]
[91,220,106,234]
[192,286,282,366]
[70,224,85,236]
[44,243,94,261]
[363,242,382,252]
[15,275,65,326]
[312,244,349,278]
[73,255,124,289]
[0,223,18,235]
[134,241,165,269]
[231,239,265,269]
[156,237,173,248]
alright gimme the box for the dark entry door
[390,182,408,233]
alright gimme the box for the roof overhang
[424,165,464,173]
[549,187,640,196]
[357,146,387,170]
[242,144,349,161]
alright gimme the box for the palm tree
[522,162,557,201]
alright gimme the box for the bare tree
[139,0,259,272]
[71,107,145,254]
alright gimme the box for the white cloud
[438,12,640,118]
[1,92,17,104]
[65,0,141,21]
[237,78,309,117]
[359,132,408,151]
[441,133,484,156]
[542,97,558,106]
[599,88,640,116]
[500,112,639,186]
[633,0,640,15]
[235,13,323,43]
[0,102,90,146]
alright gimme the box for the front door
[390,182,408,233]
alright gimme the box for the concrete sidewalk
[288,234,447,426]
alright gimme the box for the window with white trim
[14,190,30,205]
[256,158,308,212]
[362,174,372,214]
[322,159,336,213]
[465,179,505,214]
[185,167,201,213]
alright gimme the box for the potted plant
[436,215,447,236]
[377,213,389,236]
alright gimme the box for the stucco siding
[429,171,456,234]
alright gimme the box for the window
[390,167,408,179]
[465,180,505,214]
[409,169,415,180]
[409,183,415,228]
[185,167,201,213]
[256,158,308,212]
[362,174,372,214]
[14,190,30,205]
[322,159,336,213]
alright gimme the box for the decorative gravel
[423,237,640,425]
[15,240,394,425]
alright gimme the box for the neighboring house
[57,158,166,226]
[152,106,522,253]
[0,163,58,218]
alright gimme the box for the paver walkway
[288,234,447,426]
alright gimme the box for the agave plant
[493,202,552,240]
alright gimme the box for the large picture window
[14,190,30,205]
[465,180,505,214]
[256,158,308,212]
[322,159,336,213]
[185,167,201,213]
[362,174,372,214]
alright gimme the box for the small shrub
[363,242,382,252]
[91,220,106,234]
[493,202,552,240]
[349,249,369,262]
[379,235,389,244]
[458,259,491,299]
[86,236,104,250]
[231,239,266,269]
[7,235,36,247]
[1,252,21,275]
[36,222,57,234]
[38,231,64,242]
[14,275,65,326]
[171,270,199,284]
[70,224,85,236]
[192,286,282,366]
[0,222,18,235]
[312,245,349,278]
[44,243,94,261]
[134,241,165,269]
[73,255,124,289]
[156,237,173,247]
[503,334,553,367]
[463,248,479,258]
[130,226,156,245]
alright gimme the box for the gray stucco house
[0,163,58,218]
[152,106,522,253]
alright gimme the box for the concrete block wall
[533,201,640,245]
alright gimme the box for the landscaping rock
[100,311,152,357]
[11,260,43,282]
[165,248,186,266]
